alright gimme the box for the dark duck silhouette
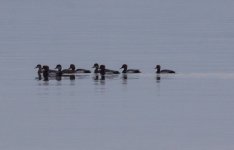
[54,64,71,74]
[35,64,57,77]
[35,64,43,78]
[54,64,64,76]
[120,64,141,73]
[92,63,120,74]
[155,65,175,74]
[69,64,91,73]
[99,64,106,80]
[92,63,100,73]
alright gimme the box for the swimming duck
[92,63,100,73]
[92,63,120,74]
[54,64,65,76]
[35,64,57,76]
[69,64,91,73]
[35,64,43,76]
[54,64,71,74]
[120,64,141,73]
[155,65,175,74]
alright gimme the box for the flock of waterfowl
[35,63,175,81]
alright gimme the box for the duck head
[155,65,161,70]
[69,64,76,71]
[92,63,99,69]
[120,64,127,69]
[99,64,105,70]
[42,65,49,72]
[55,64,62,70]
[35,64,42,69]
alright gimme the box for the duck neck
[94,67,99,73]
[156,67,160,73]
[37,68,42,79]
[58,68,62,72]
[38,68,42,74]
[122,67,127,73]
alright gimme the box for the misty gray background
[0,0,234,150]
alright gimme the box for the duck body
[155,65,175,74]
[76,69,91,73]
[69,64,91,73]
[105,69,120,74]
[159,69,175,74]
[120,64,141,73]
[122,69,141,73]
[92,63,120,74]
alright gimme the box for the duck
[155,65,175,74]
[92,63,99,73]
[120,64,141,73]
[35,64,57,76]
[54,64,66,76]
[35,64,43,76]
[70,64,91,73]
[92,63,120,74]
[55,64,71,74]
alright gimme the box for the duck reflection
[101,75,105,80]
[122,73,128,80]
[93,73,99,81]
[156,74,161,83]
[93,74,99,81]
[122,73,128,84]
[69,75,75,80]
[56,75,62,81]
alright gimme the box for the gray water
[1,0,234,149]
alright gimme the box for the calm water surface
[0,0,234,150]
